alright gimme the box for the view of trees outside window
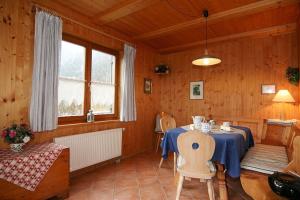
[58,41,85,116]
[91,50,115,114]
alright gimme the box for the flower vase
[10,143,25,152]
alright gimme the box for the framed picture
[144,78,152,94]
[261,84,276,94]
[190,81,204,100]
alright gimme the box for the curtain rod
[32,4,136,48]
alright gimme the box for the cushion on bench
[241,144,288,174]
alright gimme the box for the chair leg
[207,179,215,200]
[158,157,164,169]
[176,175,184,200]
[156,134,161,152]
[173,152,177,176]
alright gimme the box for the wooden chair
[155,112,169,152]
[158,114,177,175]
[175,130,216,200]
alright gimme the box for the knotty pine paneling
[0,0,34,131]
[159,33,299,141]
[0,0,160,157]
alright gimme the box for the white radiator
[54,128,122,172]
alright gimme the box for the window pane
[91,50,115,83]
[58,78,85,116]
[60,41,85,79]
[91,50,116,114]
[58,41,85,117]
[91,84,115,114]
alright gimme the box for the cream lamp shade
[272,90,295,103]
[192,49,221,66]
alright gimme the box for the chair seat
[241,144,288,174]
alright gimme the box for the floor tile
[114,187,140,200]
[140,183,165,200]
[115,177,139,192]
[137,176,159,186]
[89,189,114,200]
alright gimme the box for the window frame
[58,34,120,125]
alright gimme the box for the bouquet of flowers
[2,124,33,144]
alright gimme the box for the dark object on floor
[268,172,300,200]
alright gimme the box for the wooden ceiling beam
[92,0,161,25]
[31,0,134,45]
[159,23,297,54]
[135,0,299,40]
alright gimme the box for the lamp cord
[166,0,211,55]
[205,15,208,50]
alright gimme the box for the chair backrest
[155,112,171,132]
[161,112,170,118]
[286,125,300,161]
[177,130,215,175]
[285,136,300,175]
[160,115,176,133]
[287,125,296,160]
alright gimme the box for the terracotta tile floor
[66,151,251,200]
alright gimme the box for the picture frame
[144,78,152,94]
[261,84,276,94]
[190,81,204,100]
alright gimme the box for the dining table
[161,124,254,200]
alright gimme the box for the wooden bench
[0,148,70,200]
[240,125,300,200]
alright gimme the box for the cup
[189,124,195,130]
[201,122,210,133]
[209,120,215,129]
[223,122,231,127]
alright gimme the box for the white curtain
[29,10,62,132]
[120,44,137,122]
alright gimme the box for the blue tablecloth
[161,126,254,178]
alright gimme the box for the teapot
[192,116,205,129]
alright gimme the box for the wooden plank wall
[158,33,299,141]
[0,0,161,157]
[0,0,33,131]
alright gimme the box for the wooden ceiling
[35,0,300,53]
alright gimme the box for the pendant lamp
[192,10,221,66]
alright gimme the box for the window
[58,35,119,124]
[91,50,116,114]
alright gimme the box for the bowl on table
[222,122,231,127]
